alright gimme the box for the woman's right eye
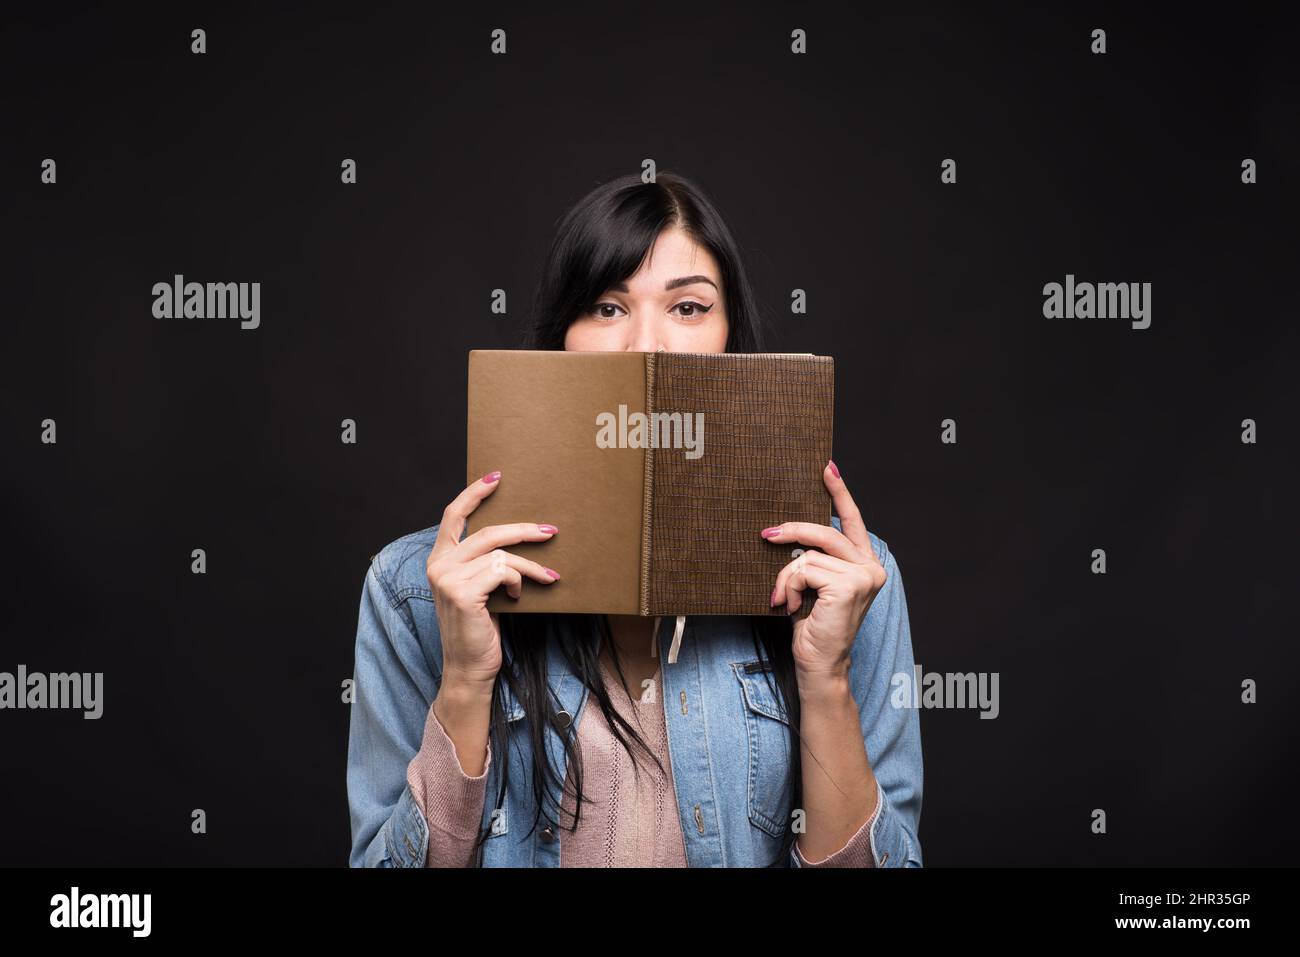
[590,302,625,320]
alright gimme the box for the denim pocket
[734,661,795,839]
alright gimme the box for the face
[563,226,729,354]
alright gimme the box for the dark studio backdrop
[2,2,1297,867]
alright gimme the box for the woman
[346,172,923,867]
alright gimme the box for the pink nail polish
[538,524,558,534]
[482,470,501,483]
[828,460,840,478]
[761,526,782,539]
[545,568,561,580]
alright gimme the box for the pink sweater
[406,659,880,867]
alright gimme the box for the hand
[761,460,887,682]
[426,470,562,690]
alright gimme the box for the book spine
[638,351,657,616]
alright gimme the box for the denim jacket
[346,515,924,867]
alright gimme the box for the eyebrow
[610,275,719,293]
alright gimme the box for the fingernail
[482,470,501,483]
[828,460,840,478]
[769,586,780,606]
[538,524,558,534]
[545,567,561,580]
[760,526,782,539]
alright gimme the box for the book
[465,349,835,618]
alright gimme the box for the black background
[2,2,1297,866]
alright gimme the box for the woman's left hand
[761,460,887,682]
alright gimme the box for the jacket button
[540,827,555,843]
[556,710,572,729]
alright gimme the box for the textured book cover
[466,350,834,616]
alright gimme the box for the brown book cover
[466,349,834,616]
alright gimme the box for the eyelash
[589,301,714,321]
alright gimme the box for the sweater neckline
[596,654,662,706]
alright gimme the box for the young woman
[346,172,923,867]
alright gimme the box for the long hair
[471,172,802,867]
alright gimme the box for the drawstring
[668,615,686,664]
[650,615,688,664]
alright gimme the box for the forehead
[630,228,719,280]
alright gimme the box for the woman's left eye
[672,301,714,319]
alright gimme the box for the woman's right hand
[426,470,561,692]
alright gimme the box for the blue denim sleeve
[346,557,440,867]
[790,527,925,868]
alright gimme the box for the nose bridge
[627,310,663,351]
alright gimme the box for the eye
[671,300,714,320]
[589,302,627,321]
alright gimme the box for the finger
[808,545,888,592]
[454,522,559,564]
[770,554,794,607]
[760,520,863,563]
[794,549,885,611]
[784,555,836,614]
[460,549,561,601]
[770,547,824,606]
[468,559,524,600]
[824,460,876,560]
[774,548,882,609]
[799,548,857,575]
[459,548,561,591]
[771,549,808,607]
[784,556,804,612]
[432,470,504,560]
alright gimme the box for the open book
[466,349,834,621]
